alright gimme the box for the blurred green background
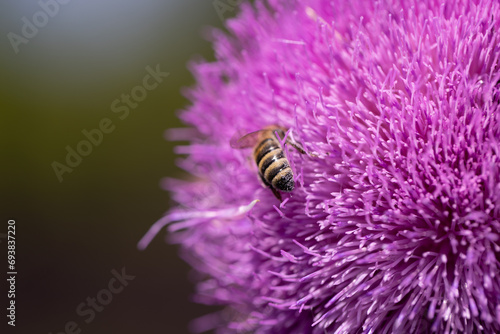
[1,1,238,333]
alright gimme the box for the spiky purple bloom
[140,0,500,333]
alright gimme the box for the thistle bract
[141,0,500,332]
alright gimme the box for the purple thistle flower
[140,0,500,332]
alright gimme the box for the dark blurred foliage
[0,1,240,333]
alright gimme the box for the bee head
[274,172,294,192]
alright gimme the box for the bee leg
[285,138,319,158]
[259,174,282,202]
[271,187,283,202]
[286,140,307,154]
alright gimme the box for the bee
[230,125,306,201]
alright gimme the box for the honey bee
[230,125,306,201]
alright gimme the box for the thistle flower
[140,0,500,333]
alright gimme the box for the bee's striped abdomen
[253,132,295,192]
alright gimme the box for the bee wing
[230,129,265,149]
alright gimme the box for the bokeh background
[1,1,237,333]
